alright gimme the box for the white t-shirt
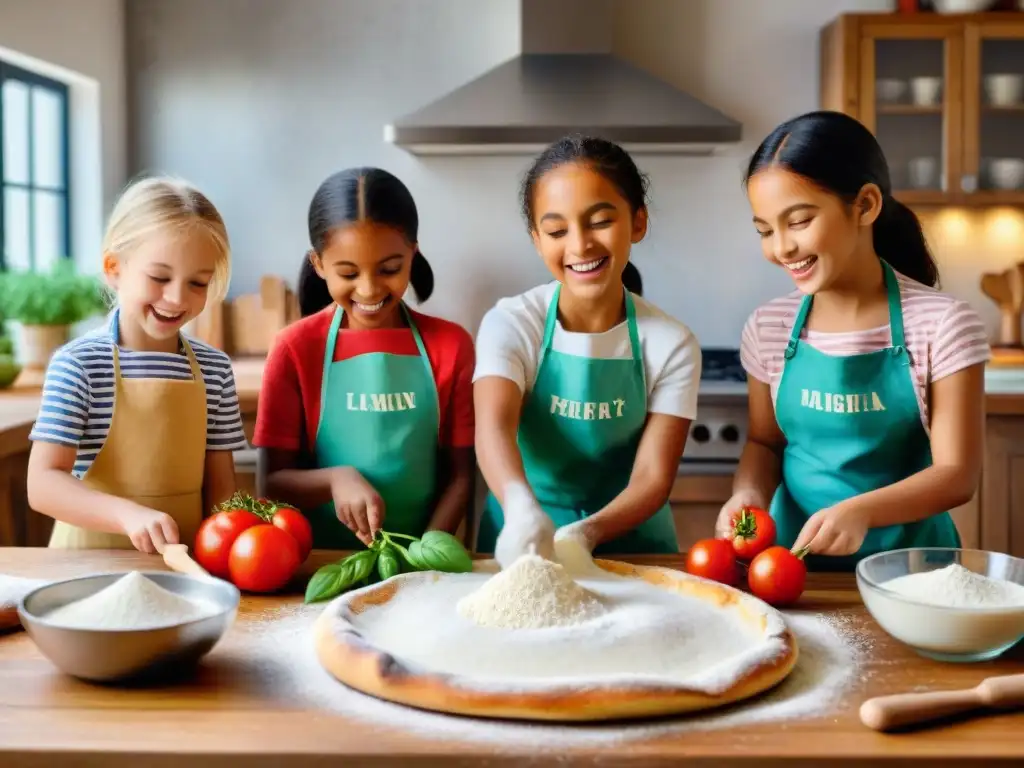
[473,283,702,420]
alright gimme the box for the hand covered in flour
[792,501,869,557]
[552,520,604,577]
[120,506,179,554]
[494,481,555,569]
[331,467,384,547]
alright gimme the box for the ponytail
[873,196,939,287]
[622,262,643,296]
[297,254,333,318]
[410,251,434,303]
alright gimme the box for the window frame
[0,59,72,271]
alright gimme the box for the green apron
[309,304,440,549]
[770,261,960,571]
[477,286,678,555]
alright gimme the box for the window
[0,60,70,272]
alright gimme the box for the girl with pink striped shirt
[716,111,990,571]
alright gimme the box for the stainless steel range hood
[384,0,742,156]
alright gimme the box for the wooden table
[1,548,1022,767]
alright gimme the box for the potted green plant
[0,296,19,389]
[0,261,108,370]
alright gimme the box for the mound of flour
[45,571,217,630]
[227,602,863,749]
[883,563,1024,608]
[456,555,605,630]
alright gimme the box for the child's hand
[715,490,767,539]
[120,506,180,554]
[792,501,869,556]
[331,467,384,547]
[495,481,555,569]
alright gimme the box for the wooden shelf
[982,103,1024,113]
[876,104,944,115]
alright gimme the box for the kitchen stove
[680,347,749,475]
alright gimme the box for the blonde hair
[102,176,232,303]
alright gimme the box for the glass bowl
[856,548,1024,663]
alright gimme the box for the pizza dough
[0,574,46,632]
[313,558,799,722]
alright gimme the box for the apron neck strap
[784,260,905,360]
[542,284,642,365]
[881,260,906,349]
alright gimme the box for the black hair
[520,134,646,296]
[745,110,938,287]
[298,167,434,317]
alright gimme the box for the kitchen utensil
[860,673,1024,732]
[908,157,939,189]
[876,78,907,104]
[161,543,212,578]
[980,261,1024,347]
[989,158,1024,190]
[985,74,1024,107]
[18,571,239,683]
[910,77,942,106]
[856,548,1024,662]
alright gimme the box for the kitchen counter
[1,548,1022,767]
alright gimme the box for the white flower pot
[19,324,70,370]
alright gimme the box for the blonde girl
[26,176,248,553]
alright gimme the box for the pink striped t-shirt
[740,270,991,427]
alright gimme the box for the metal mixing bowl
[18,571,240,683]
[857,548,1024,663]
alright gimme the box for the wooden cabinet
[820,12,1024,206]
[669,473,732,551]
[981,414,1024,556]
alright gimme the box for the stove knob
[719,425,740,443]
[691,424,711,443]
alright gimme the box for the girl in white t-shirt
[473,135,702,557]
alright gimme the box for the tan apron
[48,338,208,549]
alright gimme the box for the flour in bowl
[883,563,1024,608]
[44,571,218,630]
[456,554,605,630]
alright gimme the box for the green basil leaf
[392,540,427,570]
[349,548,379,583]
[417,530,473,573]
[304,564,346,603]
[377,544,401,581]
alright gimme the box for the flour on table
[883,563,1024,608]
[0,573,46,630]
[456,554,605,630]
[224,602,861,749]
[44,571,218,630]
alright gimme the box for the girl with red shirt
[253,167,476,550]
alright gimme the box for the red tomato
[747,546,807,607]
[728,506,777,561]
[228,524,301,593]
[684,538,738,586]
[269,505,313,561]
[194,510,262,579]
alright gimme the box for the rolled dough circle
[313,558,799,722]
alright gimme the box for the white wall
[126,0,1020,347]
[0,0,128,275]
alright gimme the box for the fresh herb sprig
[304,529,472,603]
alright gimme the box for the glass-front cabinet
[820,12,1024,206]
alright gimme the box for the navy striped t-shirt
[29,310,249,478]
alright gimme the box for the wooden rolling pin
[860,674,1024,732]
